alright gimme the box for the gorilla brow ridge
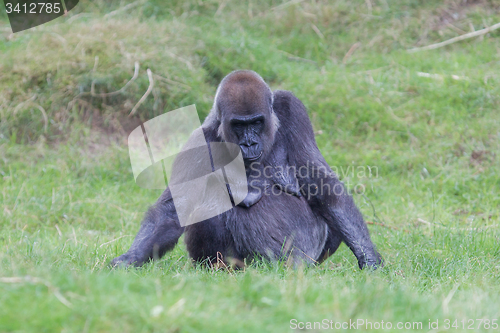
[212,71,272,116]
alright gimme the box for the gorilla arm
[272,90,383,269]
[110,188,184,267]
[110,119,224,267]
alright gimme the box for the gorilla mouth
[245,151,262,162]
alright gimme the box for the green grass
[1,0,500,332]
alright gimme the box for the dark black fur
[111,70,382,269]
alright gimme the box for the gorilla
[111,70,382,269]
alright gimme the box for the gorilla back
[111,70,382,269]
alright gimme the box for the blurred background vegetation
[0,0,499,332]
[1,0,499,144]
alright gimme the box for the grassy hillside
[1,0,499,332]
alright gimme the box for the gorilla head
[213,70,280,165]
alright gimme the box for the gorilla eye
[254,120,262,125]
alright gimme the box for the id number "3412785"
[444,319,498,330]
[5,3,61,14]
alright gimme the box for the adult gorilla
[111,70,382,269]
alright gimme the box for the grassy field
[1,0,500,332]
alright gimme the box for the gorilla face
[229,114,265,163]
[214,71,277,166]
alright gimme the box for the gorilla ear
[209,105,225,140]
[270,110,280,133]
[213,101,222,122]
[217,122,225,140]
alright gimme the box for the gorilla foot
[109,254,143,268]
[358,253,384,270]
